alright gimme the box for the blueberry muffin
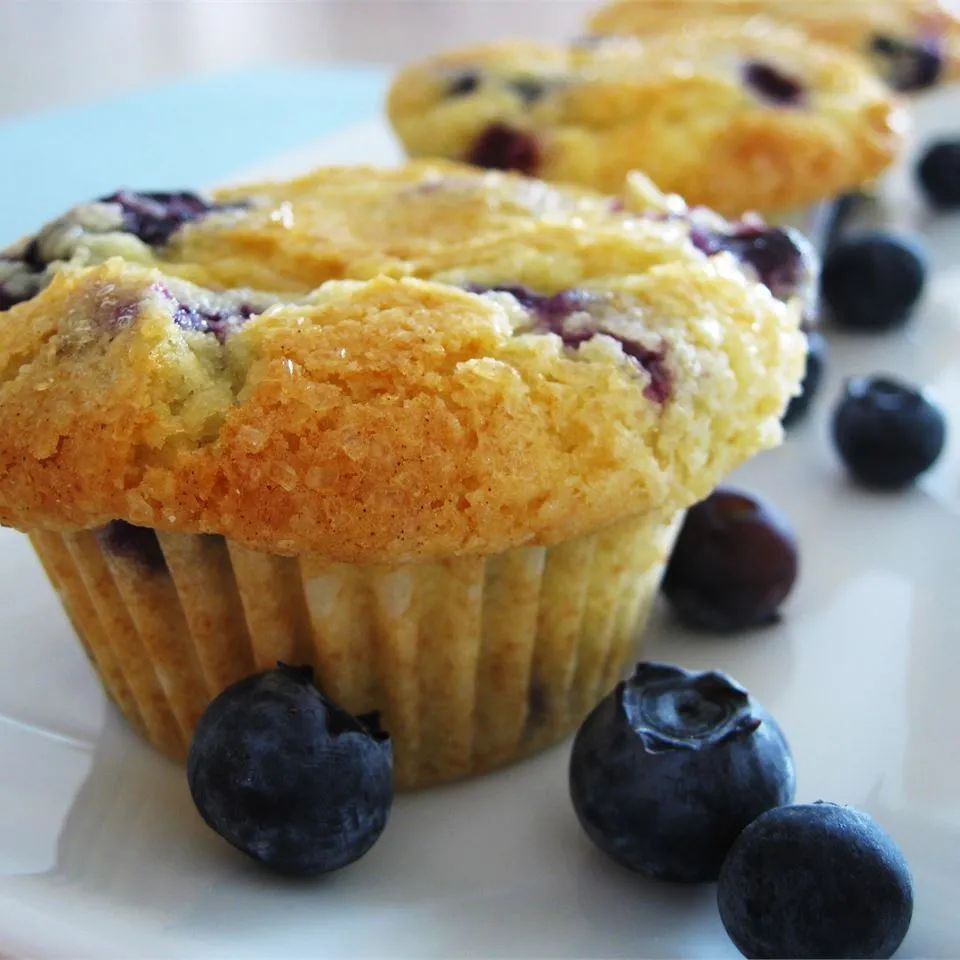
[0,164,804,787]
[387,23,907,216]
[588,0,960,93]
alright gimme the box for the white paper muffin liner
[30,512,680,789]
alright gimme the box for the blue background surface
[0,65,387,246]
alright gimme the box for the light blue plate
[0,64,388,246]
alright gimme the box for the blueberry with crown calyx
[188,664,393,876]
[719,802,913,959]
[569,662,795,883]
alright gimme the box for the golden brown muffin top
[0,164,804,560]
[588,0,960,91]
[387,23,907,213]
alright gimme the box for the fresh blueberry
[782,330,826,427]
[99,190,231,247]
[570,662,794,883]
[917,139,960,210]
[188,664,393,876]
[447,71,480,97]
[466,123,541,175]
[662,489,798,631]
[832,375,946,489]
[821,233,927,331]
[718,802,913,959]
[870,33,942,92]
[743,61,806,106]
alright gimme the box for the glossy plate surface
[0,84,957,960]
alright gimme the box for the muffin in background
[587,0,960,93]
[387,22,907,217]
[0,164,805,787]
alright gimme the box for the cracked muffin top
[0,162,804,562]
[587,0,960,93]
[387,22,907,214]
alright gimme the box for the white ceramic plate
[0,93,958,960]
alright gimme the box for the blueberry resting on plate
[782,329,826,427]
[821,233,927,331]
[188,664,393,876]
[833,375,946,489]
[718,802,913,959]
[662,489,798,631]
[569,662,795,882]
[917,140,960,210]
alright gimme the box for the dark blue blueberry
[467,123,541,175]
[570,662,794,883]
[447,72,480,97]
[870,33,942,92]
[718,802,913,959]
[821,232,926,331]
[692,224,810,302]
[832,375,946,489]
[782,329,826,427]
[97,520,167,573]
[509,77,546,104]
[743,60,806,106]
[917,139,960,210]
[663,488,798,631]
[467,285,671,402]
[99,190,234,247]
[188,664,393,876]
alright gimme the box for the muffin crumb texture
[0,163,803,561]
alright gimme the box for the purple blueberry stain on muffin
[467,123,542,175]
[742,61,806,106]
[171,301,260,342]
[98,190,242,248]
[97,520,168,573]
[154,284,264,343]
[870,33,943,91]
[692,223,815,306]
[470,284,671,403]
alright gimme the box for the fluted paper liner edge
[30,512,680,789]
